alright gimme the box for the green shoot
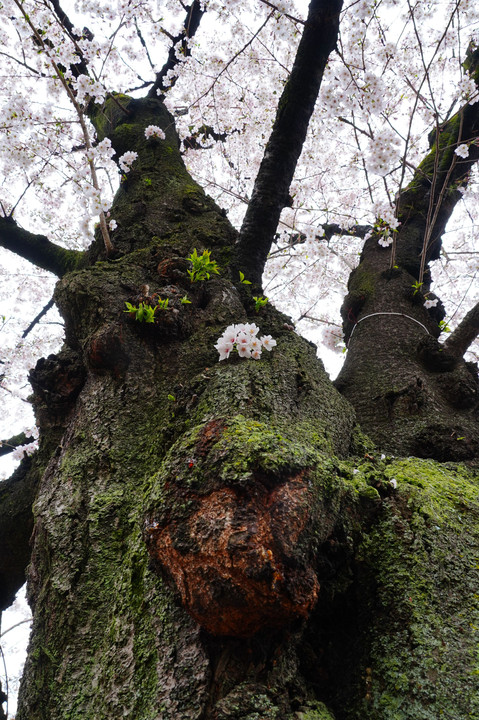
[124,302,156,323]
[239,271,251,284]
[187,248,220,283]
[253,296,268,312]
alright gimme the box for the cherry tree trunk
[12,98,479,719]
[336,230,479,462]
[336,92,479,462]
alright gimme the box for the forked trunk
[13,98,479,720]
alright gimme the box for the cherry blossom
[145,125,166,140]
[455,144,470,158]
[118,151,138,173]
[214,324,277,360]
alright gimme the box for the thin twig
[189,11,274,109]
[258,0,306,25]
[13,0,113,254]
[0,618,32,639]
[22,298,55,339]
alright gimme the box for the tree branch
[22,298,55,339]
[234,0,344,287]
[274,223,372,248]
[189,11,274,109]
[0,433,34,458]
[444,300,479,357]
[0,216,84,277]
[182,124,240,150]
[258,0,306,25]
[46,0,90,77]
[321,222,372,241]
[148,1,205,99]
[0,433,33,457]
[395,44,479,273]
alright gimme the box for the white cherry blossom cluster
[9,425,39,461]
[365,129,400,176]
[83,185,110,215]
[71,74,107,105]
[214,323,277,361]
[145,125,166,140]
[118,151,138,173]
[377,233,393,248]
[458,76,479,105]
[455,144,469,159]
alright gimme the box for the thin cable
[0,642,8,719]
[348,311,430,345]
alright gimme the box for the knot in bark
[145,475,322,637]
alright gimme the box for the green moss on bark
[336,457,479,719]
[16,91,479,720]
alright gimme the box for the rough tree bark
[0,4,478,720]
[336,45,479,461]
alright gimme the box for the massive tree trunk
[1,94,476,720]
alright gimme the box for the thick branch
[321,222,371,241]
[444,300,479,357]
[0,456,37,611]
[182,124,240,150]
[0,433,34,458]
[234,0,343,287]
[148,1,205,99]
[0,216,84,277]
[396,44,479,272]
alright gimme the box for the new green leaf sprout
[124,301,155,323]
[124,297,169,321]
[187,248,220,283]
[238,271,251,284]
[253,296,268,312]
